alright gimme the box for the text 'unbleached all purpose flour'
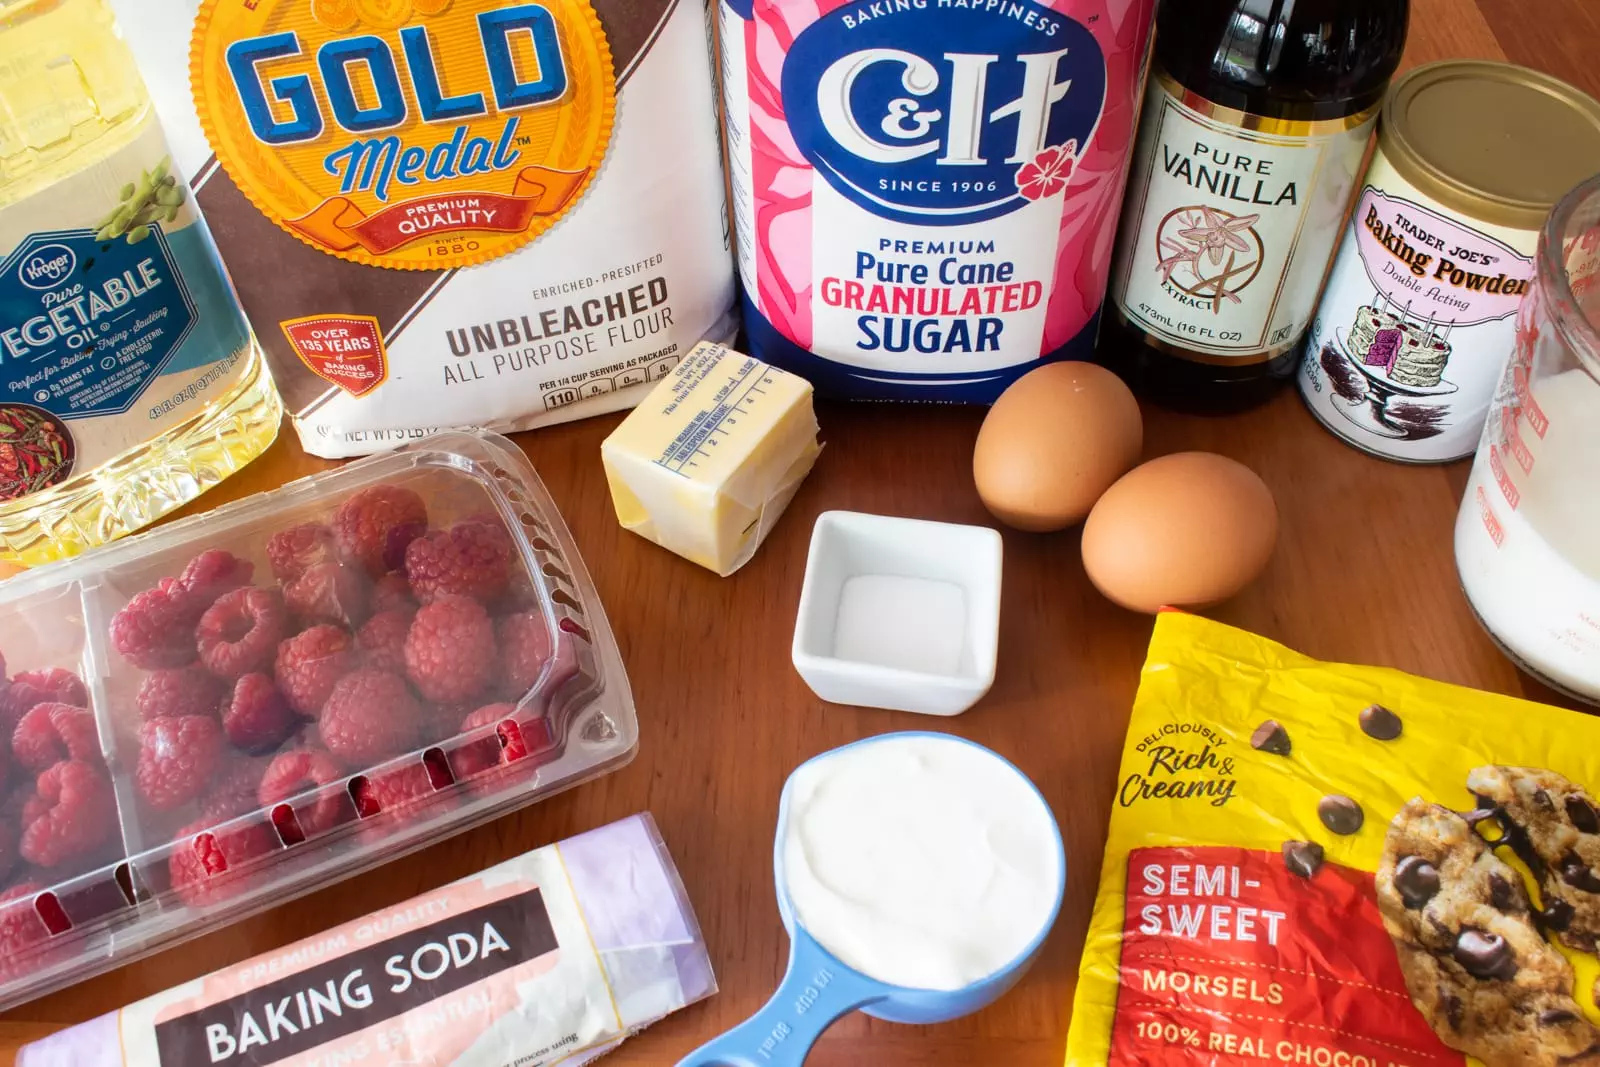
[720,0,1155,399]
[110,0,736,457]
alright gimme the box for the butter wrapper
[19,814,714,1067]
[602,342,821,576]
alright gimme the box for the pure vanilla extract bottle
[1102,0,1409,412]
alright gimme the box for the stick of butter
[602,342,820,576]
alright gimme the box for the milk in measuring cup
[720,0,1156,400]
[1457,368,1600,698]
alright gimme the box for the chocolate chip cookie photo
[1469,766,1600,954]
[1376,799,1600,1066]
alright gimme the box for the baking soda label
[725,0,1155,399]
[118,845,621,1066]
[1299,156,1536,463]
[1111,73,1377,362]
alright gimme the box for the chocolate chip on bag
[1360,703,1403,740]
[1566,795,1600,834]
[1319,794,1365,835]
[1282,840,1325,878]
[1453,929,1517,980]
[1392,855,1440,908]
[1251,720,1291,755]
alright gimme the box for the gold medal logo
[192,0,615,270]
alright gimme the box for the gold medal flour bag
[1069,612,1600,1067]
[107,0,736,457]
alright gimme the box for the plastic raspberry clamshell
[0,430,636,1009]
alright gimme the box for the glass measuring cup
[1455,172,1600,702]
[675,732,1066,1067]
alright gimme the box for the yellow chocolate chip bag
[1067,612,1600,1067]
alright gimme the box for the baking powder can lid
[1380,60,1600,231]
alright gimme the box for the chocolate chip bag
[1068,612,1600,1067]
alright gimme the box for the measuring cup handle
[674,932,884,1067]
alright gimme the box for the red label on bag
[281,314,388,398]
[1109,846,1464,1066]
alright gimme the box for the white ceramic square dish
[792,511,1002,716]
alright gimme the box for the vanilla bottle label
[1111,71,1376,363]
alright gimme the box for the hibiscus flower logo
[1015,141,1079,201]
[1152,205,1266,314]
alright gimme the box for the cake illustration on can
[1349,296,1453,388]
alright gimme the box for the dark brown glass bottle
[1101,0,1408,412]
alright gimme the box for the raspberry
[178,550,254,608]
[275,625,359,717]
[266,522,336,584]
[1,668,89,733]
[370,572,415,613]
[202,755,272,822]
[349,759,452,828]
[0,819,16,884]
[447,703,533,781]
[404,596,494,703]
[12,703,100,772]
[404,518,514,604]
[110,579,201,669]
[168,814,280,908]
[498,611,553,698]
[258,747,349,836]
[332,485,428,577]
[356,608,413,674]
[20,760,116,867]
[6,668,87,714]
[319,669,423,767]
[136,667,224,722]
[221,674,296,754]
[197,587,287,680]
[136,716,224,811]
[284,561,369,629]
[0,884,55,982]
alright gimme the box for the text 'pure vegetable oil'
[0,0,280,567]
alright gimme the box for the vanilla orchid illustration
[1154,207,1262,313]
[1181,206,1260,264]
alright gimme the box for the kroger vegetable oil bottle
[0,0,280,566]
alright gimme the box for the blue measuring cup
[676,732,1066,1067]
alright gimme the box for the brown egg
[973,362,1143,531]
[1081,452,1278,613]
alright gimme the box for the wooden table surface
[3,0,1598,1062]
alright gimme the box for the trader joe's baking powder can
[720,0,1155,400]
[1298,61,1600,463]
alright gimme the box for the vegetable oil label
[721,0,1156,400]
[109,0,736,458]
[0,118,252,502]
[1297,150,1538,463]
[1110,71,1377,363]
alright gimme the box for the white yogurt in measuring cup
[781,734,1062,992]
